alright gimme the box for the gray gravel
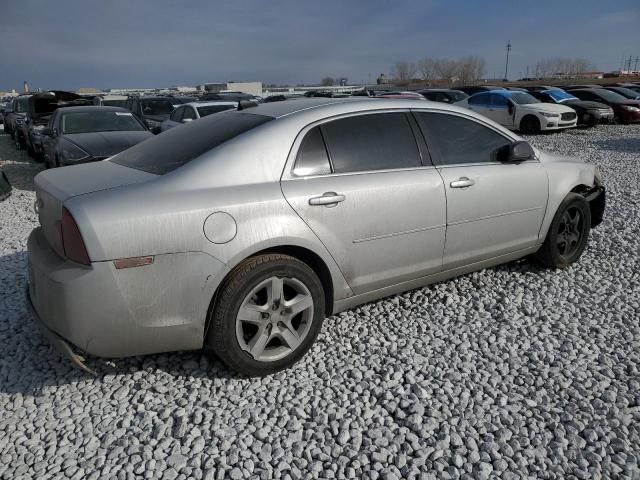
[1,125,639,479]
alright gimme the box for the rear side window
[415,112,511,166]
[111,112,273,175]
[293,127,331,177]
[468,93,490,105]
[321,113,421,174]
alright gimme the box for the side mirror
[505,141,535,163]
[41,127,54,136]
[508,102,514,115]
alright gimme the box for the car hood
[64,131,153,158]
[562,100,611,110]
[537,151,585,165]
[520,103,573,114]
[28,91,86,115]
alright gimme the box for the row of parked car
[0,91,262,169]
[376,82,640,133]
[1,82,638,171]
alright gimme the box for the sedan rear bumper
[26,286,95,373]
[26,227,228,359]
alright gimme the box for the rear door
[487,93,515,128]
[281,111,446,294]
[414,110,548,269]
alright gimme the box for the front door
[414,110,548,269]
[281,112,447,294]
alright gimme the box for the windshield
[593,89,627,102]
[62,110,146,134]
[197,105,236,117]
[102,99,127,107]
[510,92,540,105]
[140,98,174,115]
[111,112,273,175]
[449,91,468,102]
[171,97,197,104]
[611,87,640,99]
[543,89,578,102]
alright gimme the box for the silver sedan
[27,98,605,376]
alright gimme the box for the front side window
[415,112,511,166]
[320,113,421,174]
[489,94,509,106]
[293,127,331,177]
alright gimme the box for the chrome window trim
[283,108,431,181]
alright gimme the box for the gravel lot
[1,125,639,480]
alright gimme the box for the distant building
[169,86,198,93]
[376,74,386,85]
[576,72,604,79]
[77,87,103,94]
[198,82,262,97]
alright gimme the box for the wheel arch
[203,243,345,343]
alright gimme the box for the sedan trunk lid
[34,161,156,258]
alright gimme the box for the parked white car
[463,90,577,133]
[160,101,237,131]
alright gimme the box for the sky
[0,0,638,91]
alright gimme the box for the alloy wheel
[235,275,314,362]
[557,207,583,257]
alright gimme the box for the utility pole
[635,57,639,72]
[626,55,633,72]
[504,41,512,80]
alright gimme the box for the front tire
[206,254,325,376]
[520,115,541,134]
[534,193,591,268]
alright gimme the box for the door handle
[309,192,346,206]
[450,177,475,188]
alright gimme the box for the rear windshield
[102,99,127,107]
[140,98,175,115]
[110,112,273,175]
[197,105,236,117]
[449,91,468,102]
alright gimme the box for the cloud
[0,0,637,90]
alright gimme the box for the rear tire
[205,254,325,376]
[520,115,541,134]
[534,193,591,268]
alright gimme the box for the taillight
[61,207,91,265]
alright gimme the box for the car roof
[238,97,363,118]
[55,106,131,113]
[184,101,237,108]
[419,89,462,93]
[471,90,519,97]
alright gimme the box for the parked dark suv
[5,95,30,140]
[124,96,175,133]
[18,91,90,159]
